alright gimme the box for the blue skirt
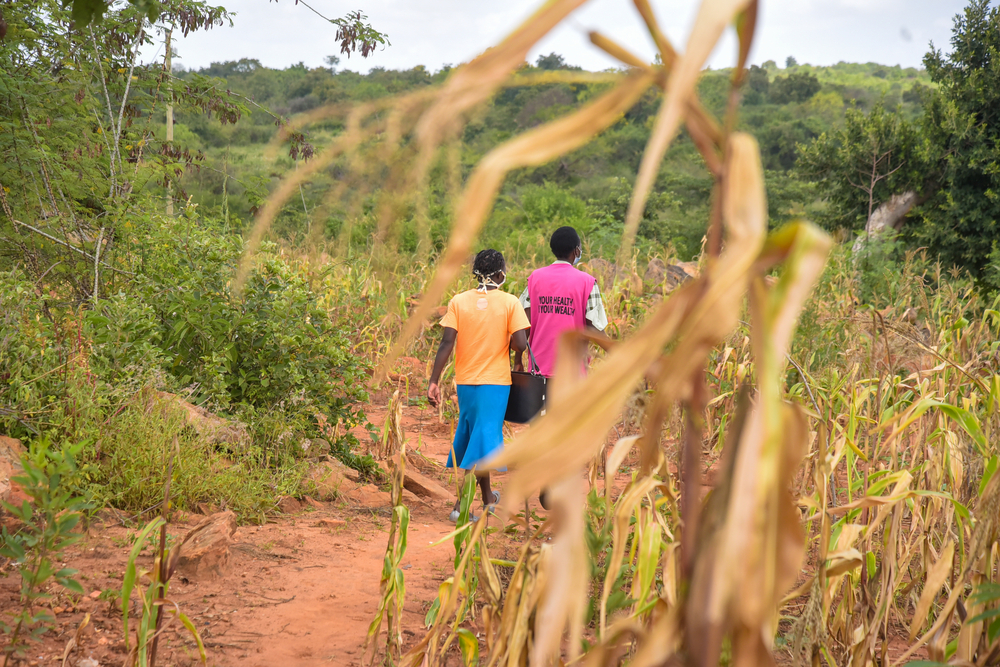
[447,384,510,471]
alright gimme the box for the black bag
[504,343,547,424]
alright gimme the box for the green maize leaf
[633,514,662,609]
[966,607,1000,625]
[172,607,208,664]
[912,490,971,520]
[969,582,1000,605]
[980,455,999,497]
[424,596,441,628]
[121,517,164,650]
[456,627,480,666]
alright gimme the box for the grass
[90,396,307,523]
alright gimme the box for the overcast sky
[150,0,971,74]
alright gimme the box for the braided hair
[472,249,506,285]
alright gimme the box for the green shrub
[3,204,373,508]
[1,438,90,661]
[91,398,305,522]
[0,270,103,442]
[125,213,369,445]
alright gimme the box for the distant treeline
[171,55,929,261]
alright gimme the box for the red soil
[0,398,553,667]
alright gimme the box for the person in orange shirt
[427,249,530,523]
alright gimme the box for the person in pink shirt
[516,226,609,377]
[516,227,609,509]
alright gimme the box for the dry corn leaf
[825,548,863,578]
[413,0,590,151]
[530,325,596,665]
[604,435,641,500]
[531,473,588,664]
[908,540,954,641]
[600,476,662,633]
[685,219,830,667]
[380,70,655,380]
[620,0,755,261]
[491,132,767,505]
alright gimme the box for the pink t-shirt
[526,263,596,377]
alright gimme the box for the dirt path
[1,400,551,667]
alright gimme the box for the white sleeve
[586,283,608,331]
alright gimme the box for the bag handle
[520,339,541,375]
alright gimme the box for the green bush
[0,270,103,443]
[120,213,369,439]
[3,205,374,504]
[91,399,305,521]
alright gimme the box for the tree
[770,72,821,104]
[0,0,248,299]
[785,56,798,68]
[907,0,1000,273]
[797,101,930,232]
[794,0,1000,274]
[742,64,770,105]
[535,52,580,71]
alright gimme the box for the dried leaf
[620,0,755,260]
[909,541,955,641]
[381,70,655,380]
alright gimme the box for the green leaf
[969,582,1000,606]
[980,455,999,497]
[456,628,479,667]
[0,535,26,562]
[172,609,207,663]
[967,608,1000,625]
[122,517,164,650]
[67,0,109,27]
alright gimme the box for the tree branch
[110,20,145,198]
[6,219,134,276]
[89,27,117,196]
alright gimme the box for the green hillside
[169,57,931,261]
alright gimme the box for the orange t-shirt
[440,288,530,385]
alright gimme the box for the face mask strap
[475,271,506,292]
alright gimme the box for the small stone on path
[176,511,238,582]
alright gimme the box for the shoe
[449,509,479,524]
[484,491,501,515]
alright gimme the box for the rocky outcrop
[300,458,391,508]
[301,458,360,500]
[0,435,25,506]
[349,484,391,507]
[402,467,452,501]
[852,190,921,255]
[153,392,248,449]
[176,511,238,582]
[276,496,302,514]
[643,258,699,292]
